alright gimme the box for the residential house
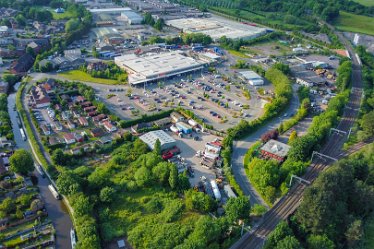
[0,26,10,37]
[81,101,92,108]
[53,121,63,131]
[61,111,71,120]
[78,116,89,127]
[260,139,290,162]
[63,133,76,144]
[73,110,80,118]
[90,128,105,137]
[103,120,117,132]
[0,136,12,148]
[87,61,108,72]
[74,133,84,143]
[41,124,51,135]
[10,53,34,75]
[66,119,76,129]
[30,85,51,108]
[84,106,96,113]
[93,114,107,122]
[88,111,97,117]
[98,136,112,144]
[75,95,85,103]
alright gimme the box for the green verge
[58,70,122,85]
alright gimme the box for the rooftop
[239,71,262,80]
[261,139,290,158]
[139,130,176,150]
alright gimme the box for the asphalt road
[231,85,300,206]
[9,83,73,249]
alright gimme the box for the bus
[20,128,26,141]
[48,184,61,200]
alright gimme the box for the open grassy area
[49,9,75,20]
[228,49,250,58]
[353,0,374,6]
[333,11,374,36]
[58,70,121,85]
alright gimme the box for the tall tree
[9,149,34,175]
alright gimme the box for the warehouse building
[120,10,143,25]
[114,51,206,85]
[239,71,264,86]
[140,130,176,150]
[165,17,267,41]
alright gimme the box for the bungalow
[103,121,117,132]
[41,124,51,135]
[66,120,76,129]
[63,133,76,144]
[90,128,105,137]
[78,116,89,127]
[93,114,107,122]
[74,133,84,143]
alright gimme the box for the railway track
[230,35,364,249]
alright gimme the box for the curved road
[231,85,300,206]
[230,27,363,249]
[9,84,73,249]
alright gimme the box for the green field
[333,11,374,36]
[354,0,374,6]
[49,9,75,20]
[58,70,121,85]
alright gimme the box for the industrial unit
[139,130,176,150]
[239,71,264,86]
[120,10,143,25]
[165,17,267,41]
[114,51,206,85]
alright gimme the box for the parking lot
[89,70,268,131]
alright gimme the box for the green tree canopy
[9,149,34,175]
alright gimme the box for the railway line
[230,34,364,249]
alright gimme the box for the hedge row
[119,109,173,128]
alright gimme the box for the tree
[345,220,363,248]
[264,222,294,249]
[30,199,44,212]
[225,196,251,222]
[168,164,178,189]
[153,139,161,155]
[134,167,152,187]
[358,111,374,141]
[185,190,214,213]
[154,18,164,31]
[26,46,35,57]
[52,149,67,165]
[100,186,115,203]
[152,162,170,186]
[71,193,92,217]
[288,130,298,144]
[56,171,81,196]
[9,149,34,175]
[0,197,15,215]
[306,234,335,249]
[275,236,301,249]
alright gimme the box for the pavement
[231,85,300,207]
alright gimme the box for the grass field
[354,0,374,6]
[333,11,374,36]
[49,9,75,20]
[58,70,121,85]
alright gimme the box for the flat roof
[88,7,131,13]
[121,10,143,21]
[239,71,262,80]
[165,18,267,40]
[261,139,290,158]
[139,130,176,150]
[115,51,205,84]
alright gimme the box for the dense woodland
[266,143,374,249]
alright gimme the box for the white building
[239,71,264,86]
[121,10,143,25]
[139,130,176,150]
[115,51,206,85]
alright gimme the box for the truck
[210,180,222,201]
[48,184,61,200]
[170,125,180,134]
[20,128,26,141]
